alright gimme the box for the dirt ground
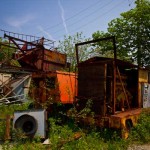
[0,141,150,150]
[128,144,150,150]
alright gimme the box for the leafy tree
[58,32,91,71]
[92,0,150,66]
[92,31,115,58]
[0,38,8,62]
[108,0,150,66]
[0,38,15,64]
[0,38,19,66]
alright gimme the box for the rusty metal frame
[113,61,116,114]
[2,33,67,72]
[4,34,40,51]
[75,36,117,114]
[116,67,130,109]
[75,36,117,65]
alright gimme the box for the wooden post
[113,61,116,114]
[117,67,130,109]
[4,115,11,140]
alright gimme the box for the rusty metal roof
[78,56,138,68]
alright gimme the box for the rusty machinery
[75,36,150,138]
[0,30,77,139]
[0,30,149,138]
[0,30,76,107]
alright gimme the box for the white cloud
[6,14,34,28]
[37,25,56,41]
[58,0,69,35]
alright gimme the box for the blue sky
[0,0,135,43]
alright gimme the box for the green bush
[48,118,75,149]
[63,132,107,150]
[0,120,6,140]
[47,117,130,150]
[0,102,32,140]
[2,141,47,150]
[129,108,150,143]
[107,140,129,150]
[0,105,150,150]
[0,102,31,117]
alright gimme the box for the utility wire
[0,0,130,42]
[128,0,135,7]
[35,0,110,35]
[56,0,126,40]
[49,0,114,36]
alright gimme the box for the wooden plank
[117,67,130,109]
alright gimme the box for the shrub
[0,102,32,140]
[0,102,31,117]
[129,108,150,143]
[0,119,6,140]
[65,132,106,150]
[48,118,76,149]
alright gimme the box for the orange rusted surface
[111,108,141,118]
[109,108,141,138]
[18,49,67,71]
[56,71,77,104]
[30,71,77,106]
[110,108,141,128]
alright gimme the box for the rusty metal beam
[0,42,17,49]
[113,61,116,114]
[9,37,22,50]
[4,34,38,47]
[116,67,130,109]
[75,44,79,64]
[3,75,31,98]
[4,115,11,140]
[75,36,115,46]
[75,36,117,65]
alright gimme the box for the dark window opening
[46,77,55,89]
[148,72,150,83]
[32,78,43,88]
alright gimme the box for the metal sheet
[18,49,67,71]
[77,64,106,115]
[31,71,76,105]
[142,83,150,108]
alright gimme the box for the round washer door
[14,114,37,136]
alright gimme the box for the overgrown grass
[0,102,31,117]
[129,108,150,143]
[47,117,130,150]
[0,104,150,150]
[0,102,32,140]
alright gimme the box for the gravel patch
[128,144,150,150]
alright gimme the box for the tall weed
[129,108,150,143]
[0,102,32,140]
